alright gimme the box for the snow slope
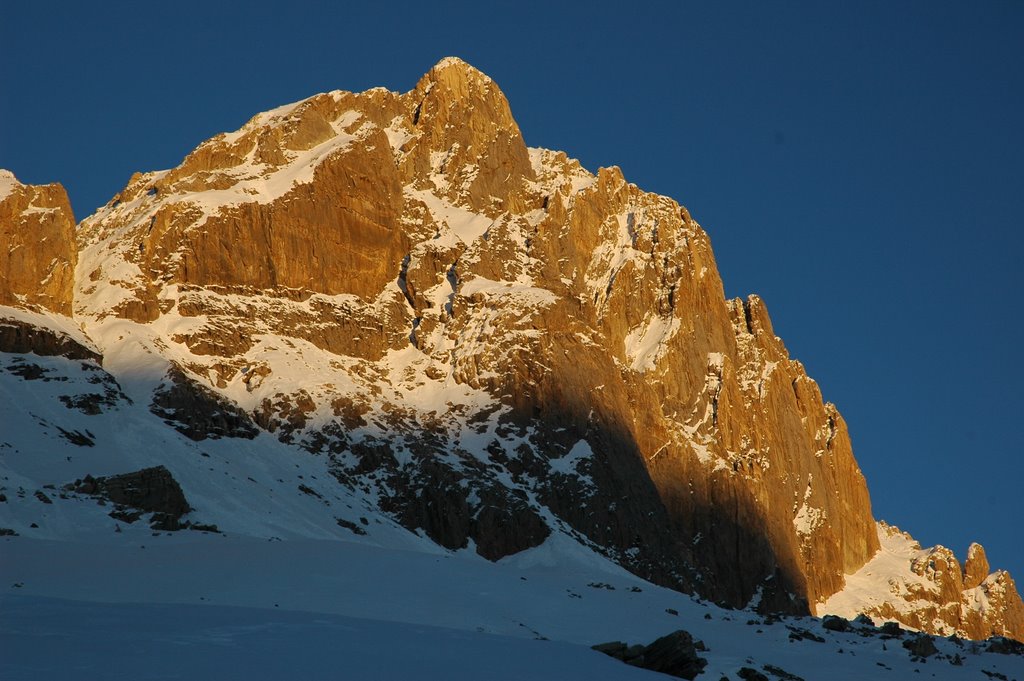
[3,534,1023,680]
[2,596,656,681]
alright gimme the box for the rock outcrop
[819,522,1024,641]
[0,170,77,315]
[2,58,1020,640]
[0,316,100,362]
[593,630,708,679]
[964,542,991,590]
[150,366,260,441]
[66,466,195,531]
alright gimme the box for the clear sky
[3,1,1022,582]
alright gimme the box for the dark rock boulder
[852,614,875,628]
[986,636,1024,655]
[902,634,939,658]
[880,621,903,637]
[641,630,710,679]
[763,663,805,681]
[68,466,191,530]
[822,614,851,632]
[593,629,708,680]
[470,489,550,561]
[95,466,190,517]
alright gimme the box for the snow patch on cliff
[819,522,942,624]
[0,169,20,201]
[409,187,493,244]
[549,439,594,476]
[624,314,680,372]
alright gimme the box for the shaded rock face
[333,432,558,563]
[381,458,552,561]
[0,171,77,315]
[57,57,1021,636]
[0,316,100,362]
[151,367,259,441]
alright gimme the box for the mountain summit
[2,58,1021,648]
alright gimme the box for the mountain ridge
[1,57,1021,645]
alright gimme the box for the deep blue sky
[3,2,1022,582]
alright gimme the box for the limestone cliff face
[0,170,77,315]
[56,57,1021,638]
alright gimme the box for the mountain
[1,58,1022,677]
[67,56,882,610]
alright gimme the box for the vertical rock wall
[0,170,77,314]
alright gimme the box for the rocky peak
[417,57,497,99]
[0,170,77,315]
[402,57,535,215]
[410,56,514,133]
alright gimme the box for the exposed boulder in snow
[93,466,190,515]
[593,629,708,680]
[986,635,1024,655]
[902,633,939,658]
[66,466,191,530]
[821,614,851,632]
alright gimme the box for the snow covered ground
[3,533,1023,680]
[2,596,654,681]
